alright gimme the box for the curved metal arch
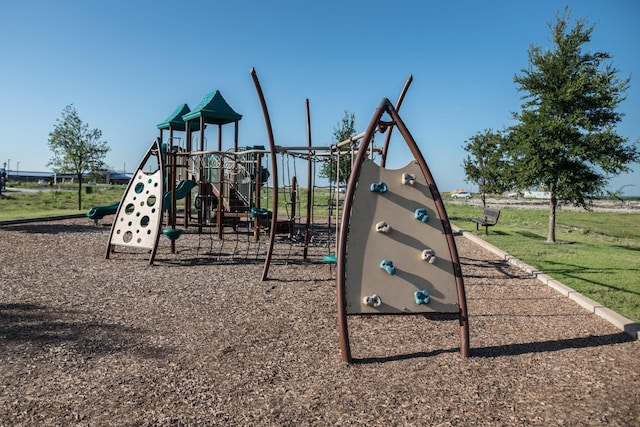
[380,74,413,168]
[250,68,280,281]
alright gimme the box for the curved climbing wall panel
[345,160,459,314]
[336,98,469,363]
[105,139,165,265]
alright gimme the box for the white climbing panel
[109,169,164,250]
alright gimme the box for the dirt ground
[0,218,638,426]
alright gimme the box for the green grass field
[0,184,125,220]
[2,183,638,321]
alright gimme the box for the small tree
[320,111,356,185]
[48,105,110,210]
[505,9,639,242]
[463,129,511,207]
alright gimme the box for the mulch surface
[0,218,638,426]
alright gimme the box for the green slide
[86,202,120,224]
[163,179,197,209]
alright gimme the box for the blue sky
[1,0,639,194]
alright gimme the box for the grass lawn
[446,203,640,321]
[0,184,125,220]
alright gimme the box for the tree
[48,104,110,210]
[463,129,511,207]
[320,111,356,185]
[504,8,639,242]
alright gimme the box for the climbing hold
[414,208,429,223]
[363,294,382,308]
[323,254,337,264]
[370,182,388,193]
[251,207,271,218]
[414,289,431,305]
[421,249,436,264]
[380,259,396,275]
[402,173,416,185]
[375,221,391,233]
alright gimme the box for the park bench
[471,208,500,235]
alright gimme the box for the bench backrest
[483,208,500,222]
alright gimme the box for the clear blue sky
[1,0,639,194]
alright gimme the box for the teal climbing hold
[323,254,337,264]
[380,259,396,275]
[414,289,430,305]
[414,208,429,223]
[251,207,272,219]
[369,182,388,193]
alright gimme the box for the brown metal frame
[336,99,470,363]
[250,68,280,282]
[303,99,313,260]
[380,74,413,168]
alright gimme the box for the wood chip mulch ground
[1,218,638,426]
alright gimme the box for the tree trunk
[77,173,83,211]
[481,192,487,208]
[547,192,557,243]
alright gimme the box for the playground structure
[101,68,469,361]
[101,69,383,273]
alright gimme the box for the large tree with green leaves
[320,111,357,185]
[505,9,638,242]
[48,104,110,210]
[463,129,511,207]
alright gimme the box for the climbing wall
[345,159,459,314]
[105,140,165,265]
[109,170,164,250]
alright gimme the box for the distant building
[3,169,131,185]
[104,171,132,185]
[4,169,55,184]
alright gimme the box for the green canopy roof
[182,90,242,125]
[157,104,203,131]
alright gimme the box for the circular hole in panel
[123,231,133,243]
[151,208,156,213]
[137,238,142,243]
[148,178,152,184]
[125,203,135,215]
[135,182,144,194]
[136,212,141,217]
[147,195,157,207]
[128,221,132,226]
[116,229,121,235]
[140,216,150,227]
